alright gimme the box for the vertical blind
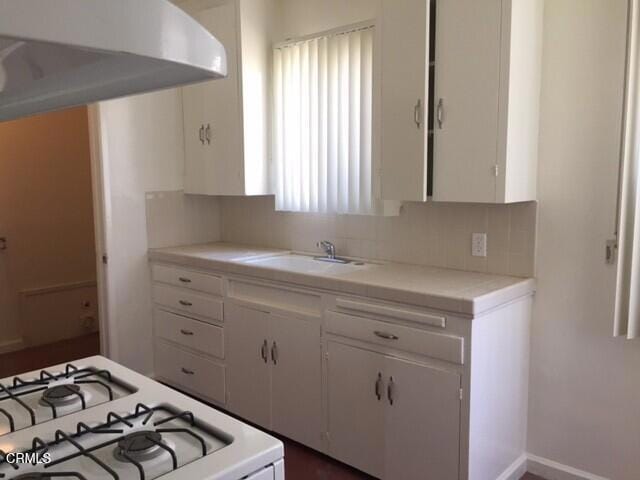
[273,25,377,214]
[615,0,640,339]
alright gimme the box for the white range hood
[0,0,226,121]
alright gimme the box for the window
[272,24,381,214]
[615,0,640,339]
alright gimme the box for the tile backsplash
[219,196,537,277]
[145,191,221,249]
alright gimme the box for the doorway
[0,106,101,377]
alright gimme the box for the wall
[0,107,97,350]
[98,90,220,374]
[221,196,536,277]
[528,1,640,479]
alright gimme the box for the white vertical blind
[615,0,640,339]
[273,25,376,214]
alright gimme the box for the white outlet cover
[472,233,488,257]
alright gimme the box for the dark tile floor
[0,332,100,378]
[0,335,547,480]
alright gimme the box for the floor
[0,332,100,378]
[279,436,545,480]
[0,335,546,480]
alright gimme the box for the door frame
[87,104,118,361]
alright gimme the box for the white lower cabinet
[327,341,461,480]
[225,303,271,426]
[226,302,322,450]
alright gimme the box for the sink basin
[240,253,370,275]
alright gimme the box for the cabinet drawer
[335,297,446,328]
[152,284,223,323]
[152,264,223,296]
[155,309,224,359]
[325,311,464,365]
[155,342,226,405]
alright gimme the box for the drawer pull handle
[375,372,383,401]
[179,300,193,307]
[180,329,194,336]
[388,376,394,405]
[374,331,399,340]
[261,340,268,363]
[181,367,195,375]
[178,277,192,283]
[271,341,278,365]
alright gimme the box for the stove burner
[41,384,82,407]
[115,431,165,463]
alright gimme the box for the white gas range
[0,356,284,480]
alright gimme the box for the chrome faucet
[317,240,336,259]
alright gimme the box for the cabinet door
[183,2,245,196]
[380,0,431,201]
[384,356,461,480]
[432,0,502,203]
[327,342,385,478]
[270,314,322,450]
[225,303,271,427]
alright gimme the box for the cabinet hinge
[459,388,463,401]
[493,165,500,177]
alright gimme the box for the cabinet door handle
[205,123,211,144]
[387,376,394,405]
[178,277,192,284]
[374,331,399,341]
[179,300,193,307]
[199,125,205,144]
[271,341,278,365]
[181,367,195,375]
[437,98,444,129]
[414,99,422,129]
[180,329,194,336]
[261,340,268,363]
[375,372,383,401]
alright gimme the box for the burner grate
[0,404,212,480]
[0,365,132,435]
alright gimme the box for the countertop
[148,242,535,316]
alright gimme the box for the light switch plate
[472,233,487,257]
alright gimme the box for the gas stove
[0,357,284,480]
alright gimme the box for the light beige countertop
[148,242,535,316]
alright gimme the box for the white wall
[528,1,640,479]
[98,90,220,374]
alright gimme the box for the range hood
[0,0,226,121]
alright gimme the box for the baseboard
[527,454,609,480]
[0,338,24,354]
[497,454,528,480]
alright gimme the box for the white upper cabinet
[380,0,432,202]
[182,0,273,196]
[381,0,543,204]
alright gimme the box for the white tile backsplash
[219,196,537,277]
[145,191,221,249]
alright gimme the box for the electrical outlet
[472,233,487,257]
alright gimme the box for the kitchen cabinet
[182,0,274,196]
[226,302,322,450]
[380,0,433,202]
[327,341,461,479]
[381,0,543,203]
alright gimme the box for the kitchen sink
[240,253,371,275]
